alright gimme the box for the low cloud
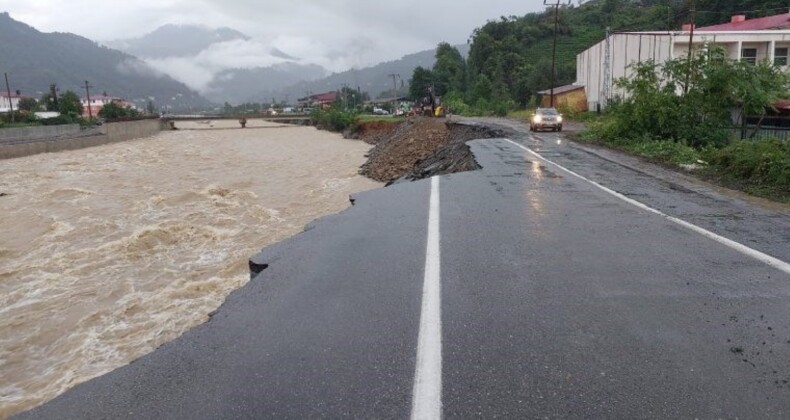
[144,39,293,92]
[115,58,165,78]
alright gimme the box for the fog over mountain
[106,24,330,103]
[105,24,251,58]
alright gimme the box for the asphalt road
[18,125,790,419]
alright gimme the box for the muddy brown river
[0,120,381,418]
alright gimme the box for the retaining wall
[0,124,81,142]
[0,119,166,160]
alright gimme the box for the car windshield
[539,108,559,115]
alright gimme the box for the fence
[728,126,790,141]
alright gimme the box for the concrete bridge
[163,114,312,126]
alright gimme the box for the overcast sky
[1,1,546,93]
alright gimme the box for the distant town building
[0,91,24,113]
[575,13,790,111]
[297,92,338,109]
[81,93,137,118]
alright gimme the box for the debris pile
[359,117,502,184]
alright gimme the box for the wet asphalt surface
[17,119,790,419]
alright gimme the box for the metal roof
[537,84,584,95]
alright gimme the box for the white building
[577,13,790,111]
[0,92,22,113]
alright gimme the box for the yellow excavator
[417,86,445,117]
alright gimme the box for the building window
[741,48,757,65]
[775,47,788,66]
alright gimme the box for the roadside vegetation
[580,46,790,202]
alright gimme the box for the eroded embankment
[355,117,503,184]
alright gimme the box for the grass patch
[507,109,533,121]
[620,138,702,166]
[702,140,790,202]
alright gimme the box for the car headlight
[557,116,563,123]
[533,115,542,123]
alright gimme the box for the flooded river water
[0,120,381,418]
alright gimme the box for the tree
[146,101,157,115]
[409,66,435,100]
[98,101,141,120]
[58,90,83,118]
[433,43,467,95]
[604,45,790,147]
[40,92,58,111]
[97,101,125,119]
[17,97,38,112]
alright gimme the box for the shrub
[704,139,790,188]
[310,107,357,132]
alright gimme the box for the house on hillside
[576,13,790,112]
[80,93,136,118]
[537,85,587,113]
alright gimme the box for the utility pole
[49,84,59,110]
[544,0,571,108]
[388,73,400,112]
[340,83,349,109]
[602,27,611,108]
[684,0,696,94]
[83,80,94,119]
[4,73,14,123]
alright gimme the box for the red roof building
[697,13,790,32]
[297,91,338,108]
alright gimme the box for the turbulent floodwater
[0,120,381,418]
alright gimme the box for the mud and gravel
[358,117,503,184]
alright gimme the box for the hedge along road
[17,132,790,419]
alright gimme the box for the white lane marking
[411,176,443,420]
[503,138,790,276]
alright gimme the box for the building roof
[772,99,790,110]
[82,95,121,101]
[537,84,584,95]
[697,13,790,31]
[0,92,24,98]
[312,92,338,102]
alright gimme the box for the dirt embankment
[355,118,503,184]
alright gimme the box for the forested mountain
[0,13,208,110]
[419,0,790,112]
[264,44,470,104]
